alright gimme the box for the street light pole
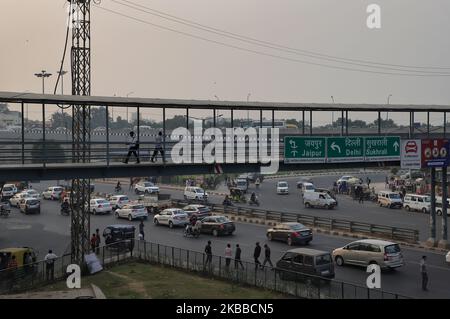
[386,94,392,121]
[34,70,52,94]
[247,93,251,127]
[126,92,134,123]
[57,70,68,130]
[331,96,335,127]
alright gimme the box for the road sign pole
[427,167,438,247]
[439,167,449,249]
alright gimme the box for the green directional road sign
[284,136,326,163]
[327,137,364,163]
[364,136,400,161]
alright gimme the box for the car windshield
[216,217,229,223]
[120,197,129,201]
[97,200,109,204]
[278,182,288,187]
[389,193,401,199]
[198,207,210,212]
[27,190,37,194]
[290,224,306,231]
[144,182,155,187]
[237,181,247,186]
[195,189,204,193]
[27,200,39,205]
[3,187,12,191]
[424,197,431,202]
[315,254,331,266]
[305,185,314,190]
[132,205,145,210]
[54,188,63,192]
[385,244,401,254]
[173,210,185,215]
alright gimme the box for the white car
[154,208,188,228]
[10,192,30,207]
[87,198,112,215]
[109,195,130,209]
[337,176,356,185]
[277,181,289,195]
[3,184,18,194]
[115,203,148,221]
[1,185,16,198]
[22,189,40,199]
[184,187,208,201]
[42,186,64,200]
[446,251,450,264]
[134,182,159,194]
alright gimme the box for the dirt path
[105,271,151,298]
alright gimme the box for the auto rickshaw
[0,247,37,270]
[229,187,246,203]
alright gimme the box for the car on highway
[436,197,450,216]
[296,177,313,189]
[109,195,130,210]
[266,222,313,246]
[235,178,248,193]
[378,191,403,209]
[337,175,356,185]
[3,184,18,194]
[198,215,235,236]
[182,204,212,219]
[115,203,148,221]
[403,194,430,213]
[276,248,335,279]
[1,185,16,199]
[154,208,188,228]
[103,225,135,251]
[19,198,41,214]
[42,186,64,200]
[87,198,112,215]
[22,189,41,200]
[332,239,404,270]
[134,182,159,195]
[184,186,208,202]
[9,192,30,207]
[276,181,289,195]
[303,192,337,209]
[446,251,450,264]
[301,182,315,195]
[93,126,106,133]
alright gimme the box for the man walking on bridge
[151,131,165,163]
[123,131,140,164]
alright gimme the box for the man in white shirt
[151,131,165,163]
[44,250,58,281]
[123,131,140,164]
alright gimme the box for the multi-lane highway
[1,175,449,299]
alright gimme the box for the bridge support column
[439,167,450,249]
[426,167,438,247]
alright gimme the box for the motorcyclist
[223,195,232,206]
[185,214,198,235]
[61,199,70,214]
[255,177,261,189]
[115,181,122,193]
[250,192,257,204]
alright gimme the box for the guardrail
[171,199,420,243]
[0,240,412,299]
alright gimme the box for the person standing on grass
[253,242,262,270]
[234,244,244,270]
[262,244,273,268]
[204,241,212,270]
[225,243,232,270]
[44,250,57,281]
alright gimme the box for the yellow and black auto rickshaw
[0,247,37,270]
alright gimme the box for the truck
[137,193,172,214]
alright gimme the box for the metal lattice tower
[69,0,91,264]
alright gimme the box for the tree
[51,112,72,129]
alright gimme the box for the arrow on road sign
[330,142,341,154]
[393,141,399,152]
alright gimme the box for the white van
[304,192,337,210]
[301,182,315,195]
[184,187,208,202]
[378,191,403,209]
[403,194,430,213]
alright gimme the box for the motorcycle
[60,206,70,216]
[222,199,233,206]
[183,224,200,238]
[115,186,122,193]
[248,197,260,207]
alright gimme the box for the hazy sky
[1,0,450,125]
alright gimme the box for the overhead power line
[109,0,450,73]
[93,4,450,77]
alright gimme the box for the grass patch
[40,262,288,299]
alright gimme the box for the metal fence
[171,200,420,243]
[0,240,411,299]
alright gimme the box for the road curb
[219,213,447,253]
